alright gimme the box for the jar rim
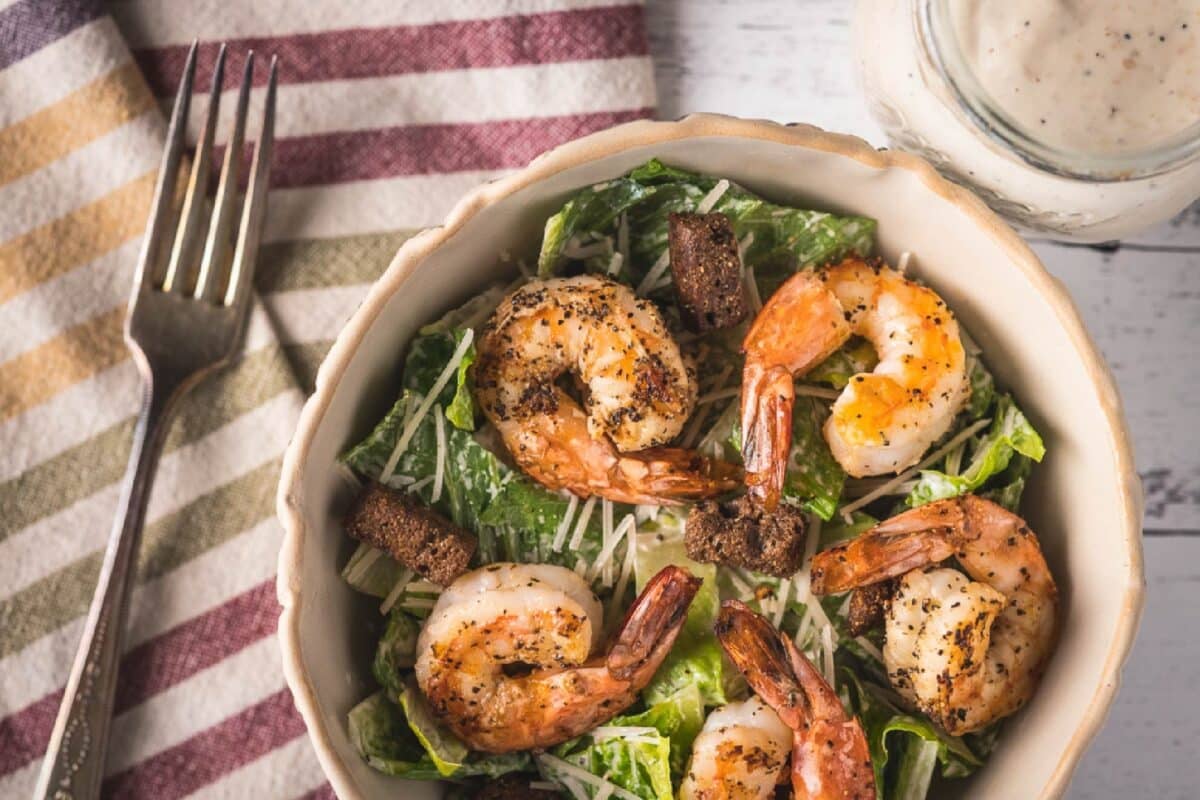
[918,0,1200,181]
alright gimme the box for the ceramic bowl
[276,114,1144,800]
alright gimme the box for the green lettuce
[538,159,875,298]
[347,691,529,781]
[372,609,419,696]
[808,338,880,389]
[906,395,1045,509]
[633,517,726,707]
[543,687,704,800]
[839,666,982,799]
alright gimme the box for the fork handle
[34,378,180,800]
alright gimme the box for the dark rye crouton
[469,774,563,800]
[344,482,476,586]
[684,496,806,578]
[668,212,749,332]
[846,579,897,637]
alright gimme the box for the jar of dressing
[855,0,1200,241]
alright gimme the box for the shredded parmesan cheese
[552,494,580,551]
[608,517,638,617]
[601,499,615,586]
[855,636,885,664]
[696,178,730,214]
[379,568,415,615]
[772,577,792,626]
[617,213,630,265]
[343,545,382,586]
[406,475,434,495]
[606,251,624,276]
[794,384,841,400]
[896,250,912,274]
[821,624,836,685]
[535,754,642,800]
[838,416,991,521]
[382,329,475,479]
[636,250,671,296]
[401,597,436,611]
[568,496,598,551]
[431,406,447,503]
[589,514,636,583]
[744,264,763,313]
[695,385,741,406]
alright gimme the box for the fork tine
[163,43,227,293]
[195,51,254,302]
[132,40,197,293]
[225,56,276,311]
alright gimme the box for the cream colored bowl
[276,115,1144,799]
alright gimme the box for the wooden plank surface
[644,1,1200,796]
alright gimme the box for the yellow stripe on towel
[0,61,157,187]
[0,170,155,304]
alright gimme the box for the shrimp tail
[716,600,875,800]
[715,599,810,728]
[810,502,964,594]
[619,448,742,505]
[606,565,701,681]
[740,363,794,511]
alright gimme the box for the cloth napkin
[0,1,655,796]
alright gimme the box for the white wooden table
[646,2,1200,797]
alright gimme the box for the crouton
[668,212,749,332]
[846,579,897,637]
[344,482,475,586]
[684,495,806,578]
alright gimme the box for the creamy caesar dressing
[855,0,1200,241]
[950,0,1200,156]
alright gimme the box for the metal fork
[34,43,276,800]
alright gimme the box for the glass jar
[855,0,1200,242]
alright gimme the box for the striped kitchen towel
[0,1,655,797]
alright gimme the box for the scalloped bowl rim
[275,113,1144,800]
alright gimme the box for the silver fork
[34,43,277,800]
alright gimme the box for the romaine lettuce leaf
[373,608,419,696]
[544,687,704,800]
[838,666,982,799]
[808,337,880,389]
[634,517,726,707]
[906,395,1045,509]
[347,690,531,781]
[965,352,996,421]
[478,476,623,569]
[538,159,875,299]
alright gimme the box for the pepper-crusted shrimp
[741,258,969,507]
[415,563,700,753]
[715,601,875,800]
[679,696,792,800]
[810,494,1058,735]
[474,275,739,504]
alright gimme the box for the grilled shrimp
[679,696,792,800]
[809,494,1058,735]
[715,600,875,800]
[414,562,700,753]
[474,275,739,505]
[741,257,969,506]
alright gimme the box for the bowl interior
[284,130,1141,800]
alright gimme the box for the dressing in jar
[855,0,1200,241]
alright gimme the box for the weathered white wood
[644,2,1200,796]
[646,0,1200,528]
[1067,535,1200,800]
[1030,242,1200,530]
